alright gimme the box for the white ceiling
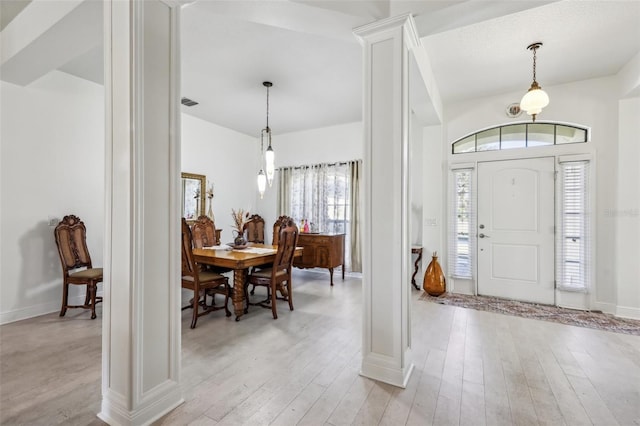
[2,0,639,136]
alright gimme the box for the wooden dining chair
[191,215,231,273]
[246,223,299,319]
[181,218,231,328]
[249,214,294,296]
[54,215,103,319]
[244,214,265,243]
[272,215,294,245]
[191,215,218,248]
[249,214,294,295]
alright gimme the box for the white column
[354,14,419,388]
[100,1,183,424]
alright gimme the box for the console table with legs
[411,246,423,290]
[294,233,345,286]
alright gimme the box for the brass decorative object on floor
[423,251,446,296]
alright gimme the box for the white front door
[477,157,555,304]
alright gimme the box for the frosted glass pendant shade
[265,145,275,187]
[257,169,266,199]
[520,82,549,117]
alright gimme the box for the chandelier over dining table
[257,81,275,198]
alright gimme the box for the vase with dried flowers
[206,182,214,221]
[231,209,252,246]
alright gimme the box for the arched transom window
[452,122,589,154]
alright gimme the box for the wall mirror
[181,172,206,221]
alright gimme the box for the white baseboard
[0,294,97,325]
[616,305,640,320]
[556,290,590,311]
[592,301,616,315]
[448,278,475,295]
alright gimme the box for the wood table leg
[329,267,334,286]
[233,269,247,321]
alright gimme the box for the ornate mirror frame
[181,172,206,221]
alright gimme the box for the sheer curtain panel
[277,160,362,272]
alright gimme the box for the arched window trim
[451,121,591,154]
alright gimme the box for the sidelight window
[557,158,591,291]
[449,167,474,279]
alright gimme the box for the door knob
[479,233,490,238]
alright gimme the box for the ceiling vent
[181,97,198,107]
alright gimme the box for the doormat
[419,292,640,336]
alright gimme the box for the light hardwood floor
[1,270,639,425]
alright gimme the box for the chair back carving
[54,215,93,275]
[244,214,265,243]
[273,225,299,275]
[191,215,217,248]
[272,215,294,245]
[181,218,197,278]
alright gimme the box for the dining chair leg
[224,282,231,317]
[190,290,199,329]
[287,279,293,311]
[60,281,69,317]
[84,288,91,307]
[243,284,249,314]
[89,283,97,319]
[270,283,278,319]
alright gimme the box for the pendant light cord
[265,84,270,132]
[532,46,538,84]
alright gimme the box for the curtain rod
[276,159,361,171]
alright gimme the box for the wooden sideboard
[294,233,345,285]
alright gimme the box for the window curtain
[349,161,361,272]
[277,167,292,217]
[277,160,362,272]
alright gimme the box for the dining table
[192,243,302,321]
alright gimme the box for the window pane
[556,125,587,144]
[476,128,500,151]
[450,170,472,278]
[527,123,554,147]
[453,135,475,154]
[501,124,526,150]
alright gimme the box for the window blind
[557,160,591,291]
[449,168,474,279]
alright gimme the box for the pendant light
[520,42,549,122]
[257,168,266,199]
[262,81,275,187]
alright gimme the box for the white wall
[410,118,423,247]
[257,122,363,243]
[0,71,105,324]
[409,117,424,286]
[615,97,640,319]
[443,75,639,315]
[420,125,443,260]
[181,114,259,244]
